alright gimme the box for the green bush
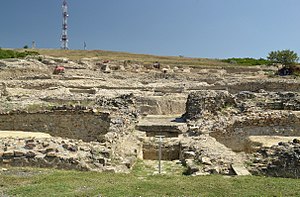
[221,58,270,66]
[0,49,39,59]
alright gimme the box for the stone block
[14,150,26,157]
[200,156,212,165]
[25,151,37,158]
[3,151,14,158]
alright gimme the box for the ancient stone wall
[249,139,300,178]
[137,95,186,115]
[184,90,300,153]
[228,80,300,93]
[183,90,235,120]
[211,111,300,152]
[0,111,110,142]
[0,137,113,172]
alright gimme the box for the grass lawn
[0,164,300,197]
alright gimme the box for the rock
[25,151,37,158]
[103,167,116,173]
[102,65,111,73]
[209,166,221,174]
[193,171,210,176]
[122,156,136,169]
[45,146,57,153]
[42,142,50,148]
[3,151,14,158]
[14,150,26,157]
[2,159,12,164]
[162,68,169,73]
[25,141,36,150]
[42,59,56,65]
[200,156,212,165]
[183,151,196,159]
[293,139,300,144]
[63,144,78,152]
[184,159,200,175]
[231,164,251,176]
[46,152,58,158]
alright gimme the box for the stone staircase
[136,115,188,137]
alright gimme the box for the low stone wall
[211,111,300,152]
[0,137,113,172]
[228,80,300,93]
[0,111,110,142]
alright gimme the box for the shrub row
[0,49,39,59]
[221,58,271,66]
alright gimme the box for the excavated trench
[136,114,188,161]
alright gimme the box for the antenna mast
[61,0,69,49]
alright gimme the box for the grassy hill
[18,48,232,67]
[5,48,271,68]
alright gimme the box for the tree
[267,50,299,75]
[267,49,299,67]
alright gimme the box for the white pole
[158,136,162,174]
[156,135,164,174]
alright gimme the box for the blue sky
[0,0,300,58]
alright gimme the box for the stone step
[231,164,251,176]
[136,115,188,137]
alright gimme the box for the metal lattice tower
[61,0,69,49]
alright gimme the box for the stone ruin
[0,55,300,178]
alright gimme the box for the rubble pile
[180,135,242,176]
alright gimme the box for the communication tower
[61,0,69,49]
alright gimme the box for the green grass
[1,167,300,197]
[131,160,186,176]
[0,49,39,59]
